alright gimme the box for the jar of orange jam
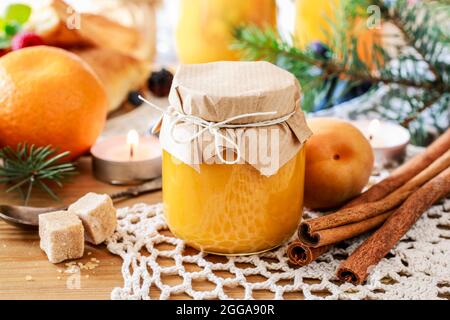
[176,0,277,63]
[156,62,312,255]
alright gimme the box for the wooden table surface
[0,157,311,300]
[0,157,150,300]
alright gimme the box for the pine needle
[0,144,77,205]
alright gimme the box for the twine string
[139,95,295,164]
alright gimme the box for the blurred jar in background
[295,0,383,70]
[176,0,276,64]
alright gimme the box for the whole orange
[304,118,374,210]
[0,46,107,160]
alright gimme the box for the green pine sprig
[0,144,77,205]
[232,0,450,146]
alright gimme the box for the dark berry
[127,90,144,107]
[309,41,330,59]
[0,49,10,58]
[353,81,372,96]
[147,68,174,97]
[333,80,373,105]
[11,32,45,51]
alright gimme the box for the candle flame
[368,119,381,140]
[127,130,139,159]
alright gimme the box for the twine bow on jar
[139,96,296,165]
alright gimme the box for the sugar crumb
[64,265,80,274]
[25,275,33,281]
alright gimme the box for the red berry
[11,32,45,51]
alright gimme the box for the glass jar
[157,61,312,256]
[294,0,339,49]
[163,147,306,255]
[175,0,277,64]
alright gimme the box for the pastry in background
[72,47,150,113]
[25,0,157,112]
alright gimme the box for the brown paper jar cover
[159,61,312,176]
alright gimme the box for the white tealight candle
[90,131,162,185]
[367,119,386,148]
[353,119,411,166]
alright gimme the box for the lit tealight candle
[127,129,140,160]
[353,119,411,166]
[90,130,162,185]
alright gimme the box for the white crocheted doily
[106,147,450,300]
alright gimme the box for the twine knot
[139,95,295,164]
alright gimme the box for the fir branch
[401,94,442,127]
[0,144,77,204]
[378,0,449,124]
[380,0,444,85]
[232,0,449,144]
[233,26,443,91]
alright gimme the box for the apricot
[304,118,374,209]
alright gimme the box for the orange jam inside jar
[163,146,306,255]
[156,62,312,255]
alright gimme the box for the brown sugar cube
[68,193,117,245]
[39,211,84,264]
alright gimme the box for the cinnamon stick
[290,147,450,266]
[299,149,450,242]
[288,212,391,265]
[337,167,450,285]
[287,241,331,266]
[299,192,409,242]
[344,128,450,208]
[300,211,392,247]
